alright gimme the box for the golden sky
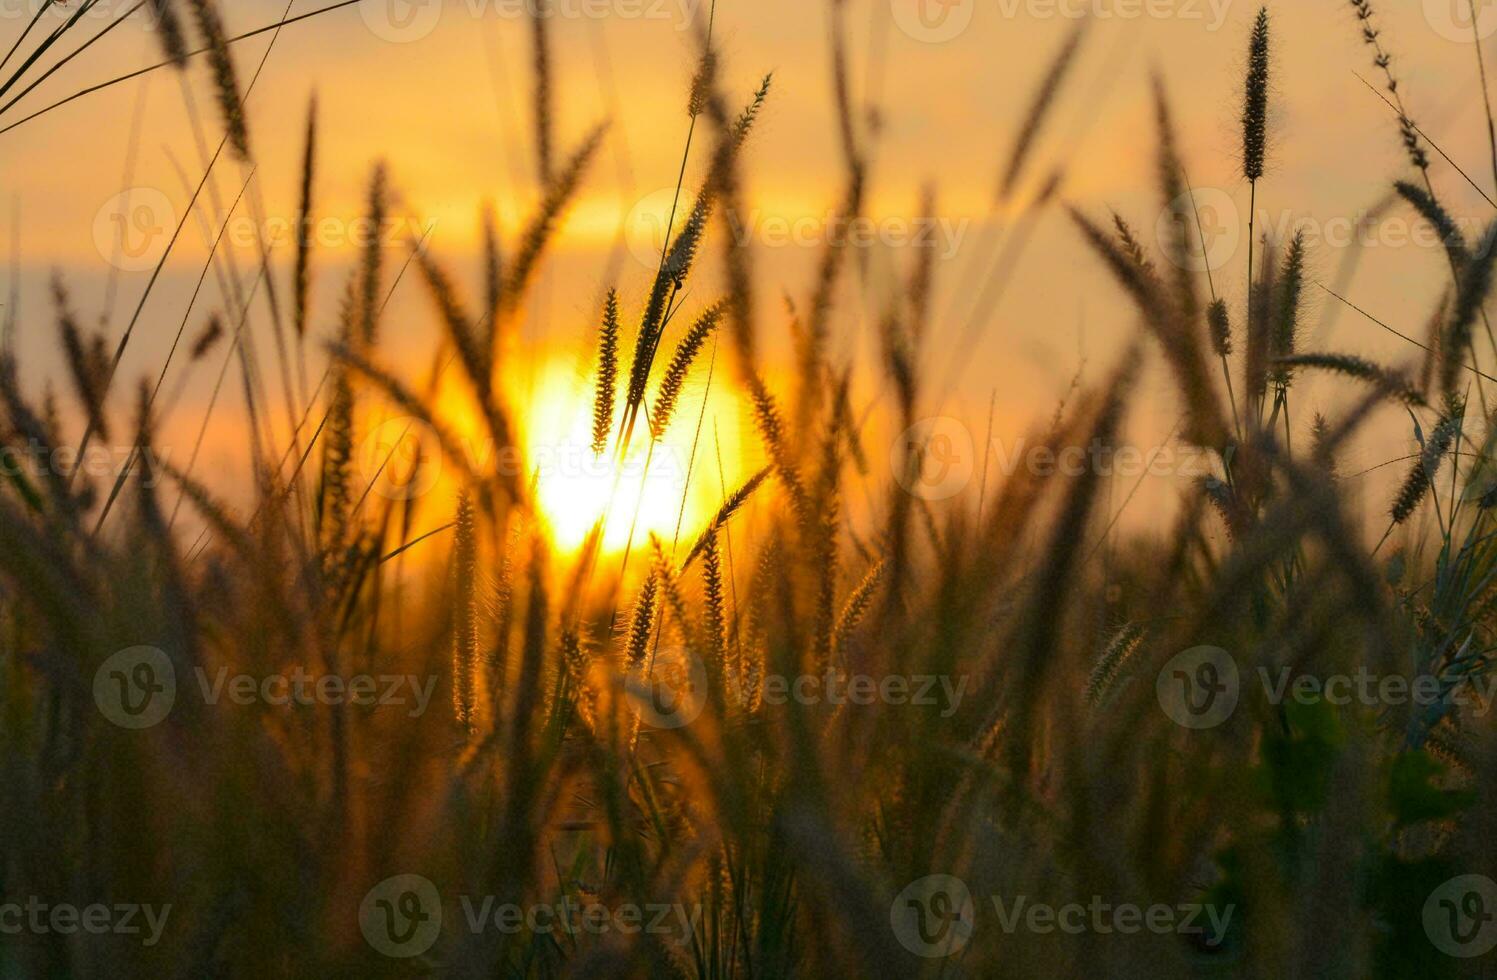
[5,0,1497,532]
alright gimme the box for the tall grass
[2,4,1497,979]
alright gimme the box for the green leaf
[1388,750,1474,828]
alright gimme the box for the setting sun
[529,364,688,554]
[432,355,747,558]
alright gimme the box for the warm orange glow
[521,359,733,556]
[419,354,749,559]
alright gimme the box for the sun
[531,412,690,557]
[439,355,748,559]
[525,362,719,555]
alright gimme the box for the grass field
[3,1,1497,976]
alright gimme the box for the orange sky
[5,0,1497,534]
